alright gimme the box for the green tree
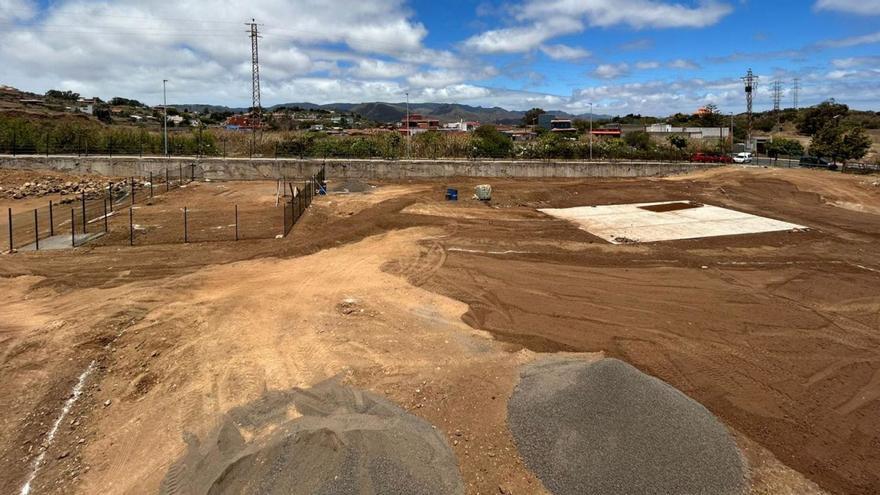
[697,103,724,127]
[765,138,804,158]
[624,130,651,150]
[667,135,688,150]
[522,108,546,126]
[841,127,872,163]
[473,125,513,158]
[798,100,849,135]
[45,89,80,101]
[809,122,842,159]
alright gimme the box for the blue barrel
[446,188,458,201]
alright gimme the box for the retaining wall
[0,155,718,180]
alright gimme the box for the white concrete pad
[539,201,806,244]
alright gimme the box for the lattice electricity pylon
[246,19,262,154]
[741,69,759,148]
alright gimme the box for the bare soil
[1,166,878,495]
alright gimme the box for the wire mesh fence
[2,165,196,252]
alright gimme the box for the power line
[772,80,783,113]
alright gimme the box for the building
[77,98,96,115]
[224,115,260,130]
[645,123,730,143]
[501,129,537,141]
[443,120,480,132]
[549,119,577,136]
[399,114,441,135]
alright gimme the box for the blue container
[446,188,458,201]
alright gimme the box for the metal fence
[3,166,194,251]
[283,166,325,236]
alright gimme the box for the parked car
[799,156,838,170]
[733,152,753,163]
[691,152,733,163]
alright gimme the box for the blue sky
[1,0,879,115]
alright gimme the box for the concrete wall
[0,155,718,180]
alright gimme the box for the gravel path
[508,356,745,495]
[161,379,464,495]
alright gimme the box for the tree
[798,100,849,135]
[624,130,651,150]
[522,108,546,126]
[667,135,688,150]
[765,138,804,158]
[809,122,842,159]
[841,127,872,163]
[45,89,80,101]
[473,125,513,157]
[697,103,724,127]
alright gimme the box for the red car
[691,152,733,163]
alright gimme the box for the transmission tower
[772,80,783,129]
[741,68,759,150]
[246,19,262,155]
[792,78,800,110]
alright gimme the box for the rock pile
[0,177,144,200]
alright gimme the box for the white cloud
[815,0,880,15]
[817,31,880,48]
[350,59,414,79]
[464,0,732,54]
[635,61,661,69]
[0,0,37,20]
[540,43,591,60]
[667,58,700,69]
[593,63,630,79]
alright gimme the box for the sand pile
[161,379,464,495]
[508,357,745,495]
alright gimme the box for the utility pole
[246,19,262,157]
[163,79,168,156]
[589,102,593,160]
[405,91,411,159]
[792,78,800,110]
[741,68,758,151]
[772,80,783,130]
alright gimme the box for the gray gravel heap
[161,379,464,495]
[508,357,745,495]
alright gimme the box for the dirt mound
[508,357,745,495]
[160,378,464,495]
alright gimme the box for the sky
[0,0,879,116]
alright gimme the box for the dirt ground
[1,166,879,495]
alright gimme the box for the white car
[733,152,753,163]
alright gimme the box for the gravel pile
[161,379,464,495]
[508,357,745,495]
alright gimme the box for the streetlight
[405,91,411,159]
[589,102,594,161]
[163,79,168,157]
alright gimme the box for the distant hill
[179,101,611,124]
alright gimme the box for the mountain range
[179,102,610,125]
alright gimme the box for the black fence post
[129,207,133,246]
[70,209,75,247]
[131,177,135,205]
[150,171,154,198]
[7,208,12,252]
[103,199,108,232]
[81,192,87,234]
[34,209,39,250]
[235,205,239,241]
[183,206,188,243]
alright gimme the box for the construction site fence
[3,166,193,252]
[283,166,325,236]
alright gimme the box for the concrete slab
[539,200,806,244]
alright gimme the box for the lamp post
[405,91,411,159]
[163,79,168,156]
[589,102,594,161]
